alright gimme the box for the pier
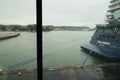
[0,32,20,40]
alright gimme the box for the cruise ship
[81,0,120,61]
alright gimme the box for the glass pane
[0,0,37,79]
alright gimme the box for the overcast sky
[0,0,36,25]
[42,0,110,28]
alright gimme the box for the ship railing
[109,0,120,7]
[96,24,108,27]
[108,5,120,12]
[110,0,119,3]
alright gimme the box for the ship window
[98,35,118,42]
[104,27,113,33]
[97,29,104,33]
[111,36,116,42]
[115,38,119,42]
[117,28,120,33]
[104,29,113,33]
[118,37,120,43]
[98,35,116,42]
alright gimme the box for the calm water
[0,32,37,70]
[43,31,109,68]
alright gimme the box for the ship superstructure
[81,0,120,61]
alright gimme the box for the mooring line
[43,36,91,48]
[3,58,37,70]
[81,50,92,65]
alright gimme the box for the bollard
[18,72,22,76]
[48,68,54,71]
[80,65,84,69]
[0,69,3,75]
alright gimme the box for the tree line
[0,24,36,32]
[42,25,91,31]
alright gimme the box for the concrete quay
[0,32,20,40]
[0,69,37,80]
[43,64,120,80]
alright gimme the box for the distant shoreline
[42,25,96,32]
[0,24,36,32]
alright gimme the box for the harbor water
[0,32,37,70]
[43,31,114,68]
